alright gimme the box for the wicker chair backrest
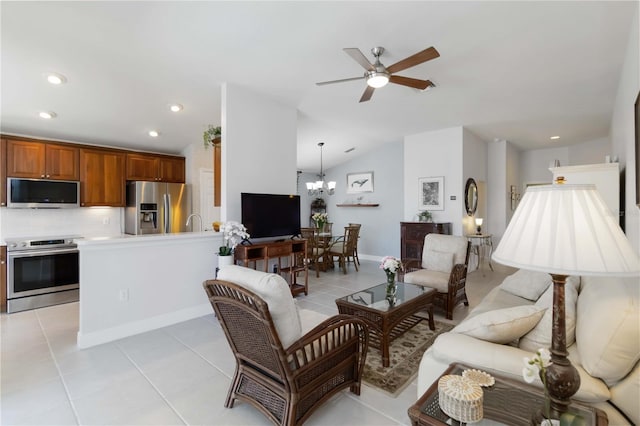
[203,280,288,381]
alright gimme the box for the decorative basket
[438,375,484,423]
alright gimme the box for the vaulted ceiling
[1,1,636,172]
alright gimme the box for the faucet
[186,213,203,232]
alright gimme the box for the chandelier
[306,142,336,196]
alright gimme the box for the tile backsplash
[0,207,123,241]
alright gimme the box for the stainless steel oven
[5,236,80,313]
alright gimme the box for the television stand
[234,239,308,296]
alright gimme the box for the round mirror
[465,178,478,216]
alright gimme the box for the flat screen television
[241,193,301,239]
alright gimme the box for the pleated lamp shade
[492,184,640,276]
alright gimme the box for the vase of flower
[218,221,250,269]
[217,254,234,268]
[311,212,328,231]
[380,256,402,299]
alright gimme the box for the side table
[466,234,493,272]
[408,363,607,426]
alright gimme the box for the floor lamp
[492,182,640,420]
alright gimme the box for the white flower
[522,348,552,385]
[380,256,402,273]
[311,212,328,222]
[537,348,552,368]
[220,221,249,250]
[522,362,540,383]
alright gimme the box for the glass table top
[337,282,432,312]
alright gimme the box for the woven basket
[438,375,483,423]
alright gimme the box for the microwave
[7,178,80,208]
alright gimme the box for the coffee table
[335,282,436,367]
[408,363,608,426]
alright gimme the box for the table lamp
[492,182,640,420]
[475,218,483,235]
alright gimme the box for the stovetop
[5,235,82,251]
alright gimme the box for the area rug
[362,320,454,397]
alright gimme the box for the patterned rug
[362,320,454,397]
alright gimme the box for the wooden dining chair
[327,225,360,274]
[300,227,326,277]
[348,223,361,266]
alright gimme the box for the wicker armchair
[399,234,471,320]
[203,276,369,426]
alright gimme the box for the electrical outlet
[119,289,129,302]
[102,217,110,225]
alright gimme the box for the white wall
[404,127,464,236]
[221,83,297,222]
[487,140,507,241]
[610,4,640,253]
[519,146,567,189]
[462,129,488,235]
[568,137,610,165]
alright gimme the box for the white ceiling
[1,1,636,172]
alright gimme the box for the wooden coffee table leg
[381,333,390,367]
[427,304,435,330]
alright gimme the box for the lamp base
[545,274,581,416]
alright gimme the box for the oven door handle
[8,247,79,258]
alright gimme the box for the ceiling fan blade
[389,75,434,90]
[386,46,440,74]
[316,76,365,86]
[359,86,375,103]
[343,48,375,71]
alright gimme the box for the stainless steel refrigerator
[125,181,192,235]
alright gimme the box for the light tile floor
[1,259,512,425]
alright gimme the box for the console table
[234,239,308,296]
[400,222,452,260]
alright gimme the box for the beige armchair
[203,266,369,426]
[400,234,470,320]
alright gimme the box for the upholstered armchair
[400,234,471,320]
[203,266,369,426]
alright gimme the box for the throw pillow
[217,265,302,348]
[518,276,579,353]
[499,269,552,301]
[576,276,640,386]
[424,250,454,273]
[452,305,547,344]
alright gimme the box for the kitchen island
[76,231,222,348]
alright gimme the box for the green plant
[418,210,432,222]
[203,125,222,148]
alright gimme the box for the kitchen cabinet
[400,222,452,260]
[1,138,6,206]
[80,148,126,207]
[6,139,79,180]
[126,153,185,183]
[1,246,6,313]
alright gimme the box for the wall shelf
[336,203,379,207]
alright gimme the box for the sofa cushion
[519,276,579,353]
[217,265,302,348]
[499,269,552,301]
[452,305,546,344]
[421,234,468,269]
[467,286,535,319]
[576,276,640,386]
[404,269,450,293]
[609,360,640,425]
[424,250,454,273]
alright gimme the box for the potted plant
[417,210,433,222]
[203,125,222,148]
[218,221,249,267]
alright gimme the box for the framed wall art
[418,176,444,210]
[346,171,374,193]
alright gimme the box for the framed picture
[346,171,374,194]
[418,176,444,210]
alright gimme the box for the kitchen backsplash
[0,207,123,241]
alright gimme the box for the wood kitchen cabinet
[1,138,6,206]
[6,139,79,180]
[126,153,185,183]
[400,222,452,260]
[80,148,126,207]
[1,246,6,313]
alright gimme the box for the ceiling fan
[316,46,440,102]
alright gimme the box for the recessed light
[39,111,57,119]
[550,136,560,140]
[46,72,66,85]
[148,130,159,137]
[169,103,183,112]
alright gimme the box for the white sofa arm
[418,333,611,403]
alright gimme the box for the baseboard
[77,303,212,348]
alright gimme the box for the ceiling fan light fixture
[366,71,389,88]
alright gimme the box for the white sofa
[417,270,640,425]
